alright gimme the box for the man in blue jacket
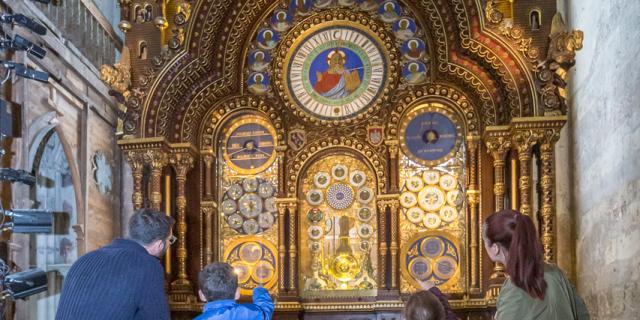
[195,262,274,320]
[56,209,174,320]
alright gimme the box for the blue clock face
[402,112,459,163]
[223,118,277,174]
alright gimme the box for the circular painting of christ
[286,25,388,120]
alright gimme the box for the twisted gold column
[170,153,194,291]
[466,135,480,290]
[386,140,399,193]
[389,201,399,290]
[125,151,144,210]
[540,130,561,262]
[287,202,298,293]
[144,150,168,211]
[376,202,388,290]
[202,202,216,265]
[276,201,287,293]
[484,131,511,301]
[512,130,540,217]
[203,152,214,199]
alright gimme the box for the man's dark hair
[198,262,238,301]
[128,208,174,245]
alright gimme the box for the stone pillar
[170,153,195,291]
[539,129,561,262]
[466,135,481,290]
[512,130,540,217]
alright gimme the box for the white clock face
[286,26,387,120]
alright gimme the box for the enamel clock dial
[285,24,388,121]
[223,117,277,175]
[400,104,463,166]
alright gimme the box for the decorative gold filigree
[100,46,132,101]
[484,0,504,24]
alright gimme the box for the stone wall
[0,1,125,318]
[563,0,640,318]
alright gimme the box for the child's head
[198,262,240,302]
[404,290,446,320]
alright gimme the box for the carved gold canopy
[108,0,581,317]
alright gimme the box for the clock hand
[228,147,247,157]
[254,148,272,156]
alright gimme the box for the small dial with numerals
[223,117,277,175]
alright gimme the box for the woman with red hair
[483,209,590,319]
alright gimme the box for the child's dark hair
[198,262,238,301]
[404,290,446,320]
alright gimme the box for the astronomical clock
[115,0,582,318]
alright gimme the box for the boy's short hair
[199,262,238,301]
[404,290,446,320]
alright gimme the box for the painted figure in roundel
[393,17,417,41]
[402,38,426,60]
[338,0,356,6]
[378,0,401,23]
[314,0,333,8]
[290,0,313,15]
[248,72,270,94]
[270,10,292,32]
[402,61,427,84]
[311,48,363,99]
[248,50,271,72]
[257,28,279,50]
[357,0,379,11]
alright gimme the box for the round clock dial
[223,117,277,175]
[400,104,463,166]
[285,24,388,121]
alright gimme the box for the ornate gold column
[539,129,561,262]
[164,174,172,276]
[511,117,567,262]
[466,134,481,290]
[484,127,511,301]
[202,151,214,200]
[201,201,217,265]
[170,153,195,292]
[388,199,399,290]
[144,150,168,211]
[286,201,298,293]
[376,201,388,290]
[511,129,540,217]
[275,200,289,293]
[386,140,399,193]
[276,146,287,196]
[485,129,510,212]
[125,151,144,210]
